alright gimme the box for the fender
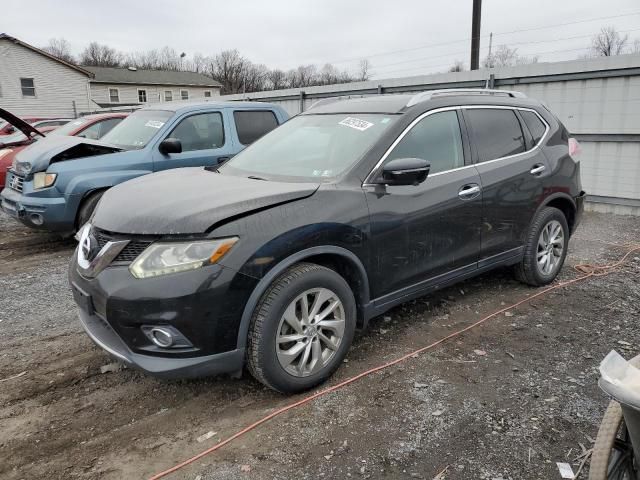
[535,191,577,220]
[64,169,152,197]
[235,245,371,350]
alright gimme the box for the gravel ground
[0,210,639,480]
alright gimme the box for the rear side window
[386,110,464,174]
[234,110,279,145]
[466,108,525,162]
[519,110,547,145]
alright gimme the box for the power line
[328,10,640,66]
[372,27,640,72]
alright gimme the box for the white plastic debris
[599,350,640,391]
[556,462,575,479]
[196,431,217,443]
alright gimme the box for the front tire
[247,263,356,393]
[515,206,569,286]
[76,190,105,231]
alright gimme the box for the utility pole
[487,32,493,68]
[470,0,482,70]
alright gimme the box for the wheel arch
[541,193,578,234]
[235,246,371,350]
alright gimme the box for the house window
[204,90,212,98]
[138,89,147,103]
[164,90,172,102]
[108,88,120,103]
[181,90,189,100]
[20,78,36,97]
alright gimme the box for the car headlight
[0,149,12,160]
[33,172,57,189]
[129,237,238,279]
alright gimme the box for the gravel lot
[0,210,639,480]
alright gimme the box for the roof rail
[406,88,526,107]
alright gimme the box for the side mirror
[381,158,430,186]
[159,138,182,155]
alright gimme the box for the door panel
[365,168,482,300]
[464,107,550,260]
[152,110,235,171]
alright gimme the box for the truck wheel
[247,263,356,393]
[515,206,569,286]
[76,190,105,231]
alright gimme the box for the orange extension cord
[149,244,640,480]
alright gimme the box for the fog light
[29,213,44,225]
[149,327,173,348]
[141,325,193,349]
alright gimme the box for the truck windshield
[100,110,172,150]
[220,113,397,181]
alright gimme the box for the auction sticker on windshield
[144,120,165,129]
[339,117,374,131]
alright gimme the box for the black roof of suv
[70,88,585,393]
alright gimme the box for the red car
[0,110,128,191]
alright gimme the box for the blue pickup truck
[1,101,288,232]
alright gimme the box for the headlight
[0,149,12,160]
[33,172,57,189]
[129,237,238,279]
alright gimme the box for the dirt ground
[0,210,639,480]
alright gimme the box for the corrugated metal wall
[223,54,640,212]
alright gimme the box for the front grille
[7,172,24,192]
[94,229,154,264]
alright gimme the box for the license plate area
[71,283,95,315]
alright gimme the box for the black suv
[69,89,585,393]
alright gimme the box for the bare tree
[41,38,75,63]
[483,45,538,68]
[80,42,123,67]
[448,60,465,72]
[357,59,371,81]
[266,69,287,90]
[632,39,640,54]
[590,26,629,56]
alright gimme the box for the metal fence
[223,54,640,214]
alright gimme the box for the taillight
[568,137,581,158]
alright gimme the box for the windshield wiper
[247,175,268,181]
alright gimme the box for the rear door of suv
[463,106,550,266]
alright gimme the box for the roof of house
[85,66,222,88]
[0,33,93,77]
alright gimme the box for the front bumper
[0,179,76,232]
[69,250,258,378]
[77,308,244,378]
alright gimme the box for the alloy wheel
[537,219,564,276]
[275,288,345,377]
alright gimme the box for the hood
[14,135,122,174]
[0,108,44,141]
[92,168,320,234]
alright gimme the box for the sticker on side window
[339,117,374,131]
[145,120,165,129]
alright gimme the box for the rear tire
[246,263,356,394]
[76,190,105,231]
[515,206,569,286]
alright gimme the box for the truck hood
[14,135,122,174]
[92,168,320,234]
[0,107,44,141]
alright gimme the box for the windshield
[49,118,89,136]
[0,131,29,145]
[100,110,172,149]
[220,114,397,181]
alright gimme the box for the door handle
[530,164,546,176]
[458,184,481,200]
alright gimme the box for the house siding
[0,39,90,117]
[89,83,220,107]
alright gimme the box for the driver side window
[167,112,224,152]
[386,110,464,174]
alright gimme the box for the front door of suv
[152,110,234,170]
[364,109,482,302]
[463,107,550,264]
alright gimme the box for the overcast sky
[3,0,640,78]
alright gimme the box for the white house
[0,33,222,118]
[85,66,221,108]
[0,33,93,117]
